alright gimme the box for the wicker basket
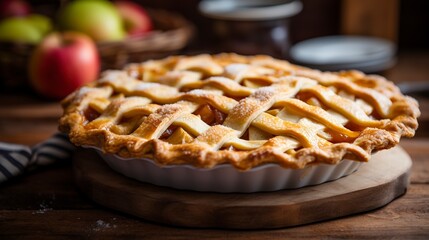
[98,9,194,70]
[0,8,193,92]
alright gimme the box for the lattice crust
[59,53,420,170]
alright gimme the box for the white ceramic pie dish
[87,146,362,193]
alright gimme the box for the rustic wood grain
[0,102,61,119]
[401,139,429,184]
[0,184,428,239]
[72,147,411,229]
[341,0,399,42]
[0,165,93,210]
[0,118,59,145]
[0,94,61,145]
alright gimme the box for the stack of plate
[289,36,396,73]
[199,0,302,21]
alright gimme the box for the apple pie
[59,53,419,170]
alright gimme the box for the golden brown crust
[59,53,420,170]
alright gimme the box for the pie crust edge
[59,53,420,170]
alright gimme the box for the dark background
[30,0,429,50]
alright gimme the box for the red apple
[114,1,152,37]
[29,32,100,99]
[0,0,31,18]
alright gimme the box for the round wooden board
[73,146,411,229]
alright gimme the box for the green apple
[0,17,42,43]
[59,0,126,42]
[26,14,52,36]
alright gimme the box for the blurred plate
[290,36,396,66]
[199,0,302,20]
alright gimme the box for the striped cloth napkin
[0,133,75,183]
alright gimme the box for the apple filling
[83,107,101,123]
[159,104,227,142]
[194,104,227,126]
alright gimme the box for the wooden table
[0,51,428,239]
